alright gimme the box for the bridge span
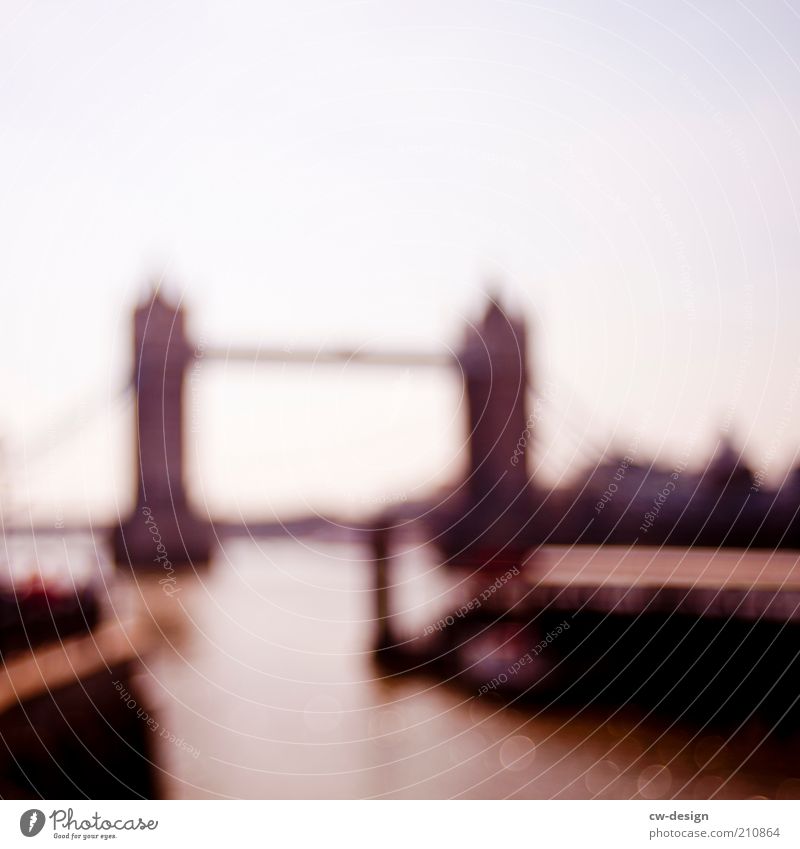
[113,287,533,568]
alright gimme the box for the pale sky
[2,0,800,523]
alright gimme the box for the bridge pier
[113,288,212,569]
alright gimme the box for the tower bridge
[113,287,533,568]
[9,284,800,736]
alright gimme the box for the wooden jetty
[372,541,800,729]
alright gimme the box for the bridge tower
[433,295,537,558]
[113,287,212,568]
[462,296,531,501]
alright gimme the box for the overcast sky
[2,0,800,522]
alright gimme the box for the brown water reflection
[134,539,800,799]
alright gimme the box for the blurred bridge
[113,287,535,568]
[8,286,800,731]
[14,280,800,573]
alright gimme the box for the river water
[133,538,800,799]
